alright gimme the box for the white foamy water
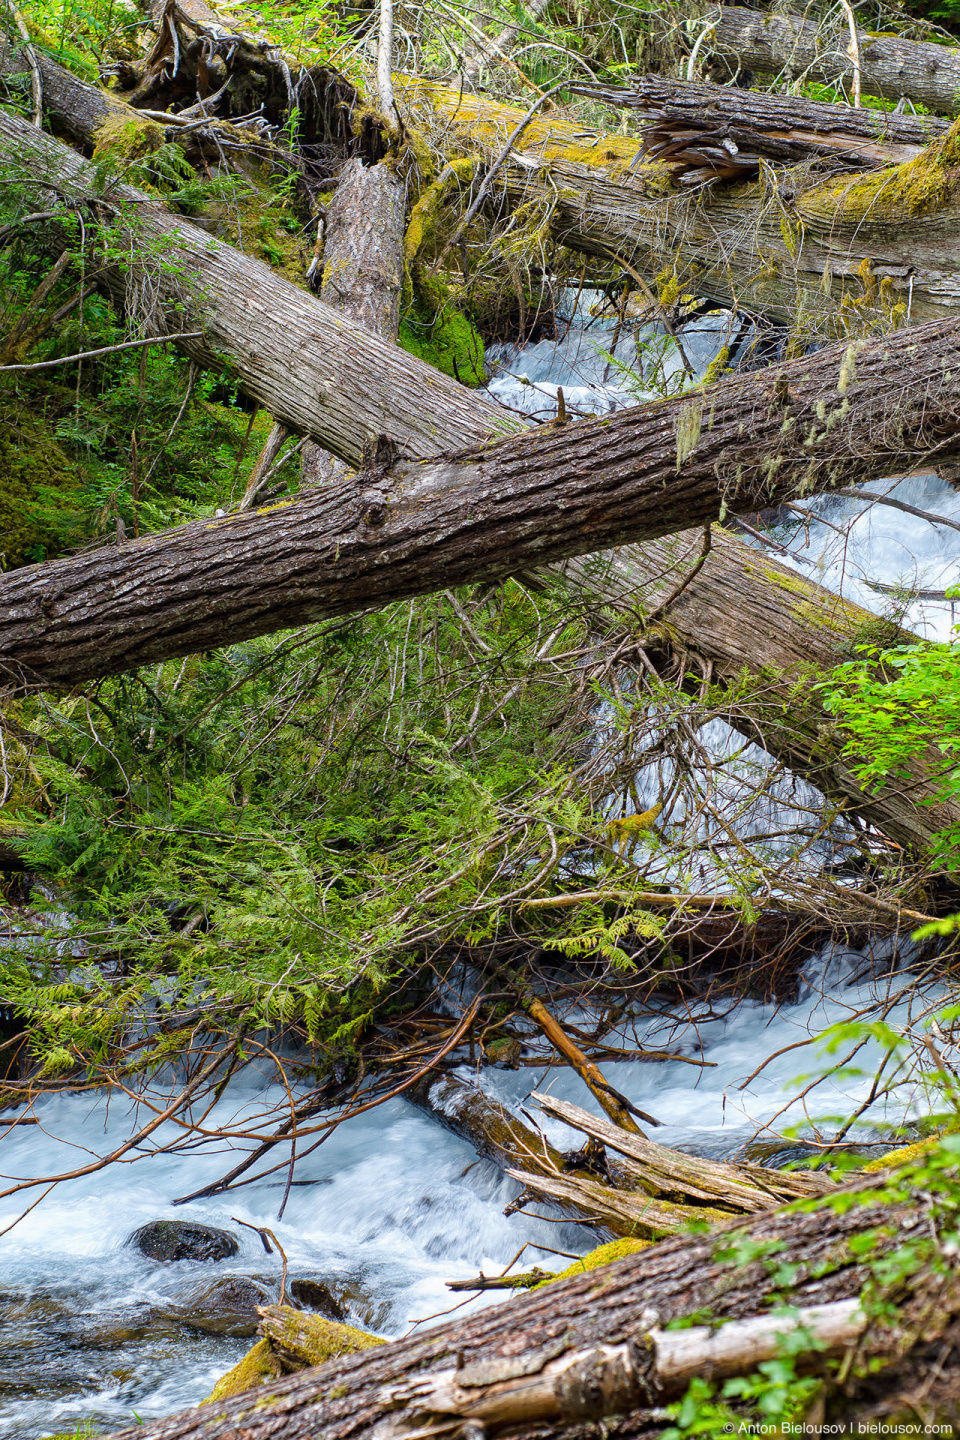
[1,939,942,1436]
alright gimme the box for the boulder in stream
[172,1276,273,1336]
[127,1219,240,1263]
[288,1278,346,1320]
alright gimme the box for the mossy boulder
[204,1305,385,1403]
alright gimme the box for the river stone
[289,1278,346,1321]
[127,1219,239,1263]
[172,1276,273,1336]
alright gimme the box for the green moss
[801,116,960,223]
[400,301,485,386]
[204,1338,284,1403]
[91,112,165,163]
[0,406,83,568]
[265,1308,386,1367]
[533,1237,651,1288]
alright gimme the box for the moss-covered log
[404,81,960,326]
[97,1161,960,1440]
[712,5,960,117]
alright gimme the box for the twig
[838,0,862,108]
[377,0,395,115]
[0,332,202,372]
[232,1217,292,1304]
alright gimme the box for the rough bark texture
[572,73,950,172]
[3,106,957,854]
[0,34,155,149]
[713,5,960,116]
[407,83,960,325]
[0,110,511,466]
[2,280,959,690]
[99,1176,951,1440]
[301,154,406,487]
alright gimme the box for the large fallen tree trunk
[100,1168,960,1439]
[570,73,950,174]
[405,82,960,325]
[561,530,960,856]
[3,252,959,688]
[712,5,960,117]
[2,108,959,856]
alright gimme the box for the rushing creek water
[2,293,959,1437]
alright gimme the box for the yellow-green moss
[262,1308,386,1369]
[204,1338,284,1403]
[396,80,641,171]
[861,1131,960,1172]
[801,116,960,224]
[534,1237,651,1288]
[400,302,485,386]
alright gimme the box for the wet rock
[484,1036,522,1068]
[289,1278,346,1321]
[172,1276,273,1337]
[127,1219,239,1263]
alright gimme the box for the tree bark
[1,154,958,693]
[301,153,405,487]
[571,73,950,173]
[712,5,960,117]
[97,1173,957,1440]
[4,108,958,856]
[406,82,960,326]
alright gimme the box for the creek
[1,293,958,1438]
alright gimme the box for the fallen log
[3,106,960,689]
[712,5,960,117]
[98,1168,959,1440]
[570,73,950,176]
[408,1069,732,1237]
[405,81,960,325]
[3,109,958,858]
[410,1069,830,1239]
[533,1091,835,1206]
[560,529,960,858]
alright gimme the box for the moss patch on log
[259,1304,385,1368]
[801,115,960,223]
[534,1236,651,1288]
[205,1337,284,1403]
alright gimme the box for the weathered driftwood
[571,73,949,177]
[410,1070,831,1241]
[534,1092,835,1207]
[406,82,960,325]
[408,1070,731,1238]
[98,1175,959,1440]
[5,109,959,856]
[510,979,650,1135]
[712,5,960,116]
